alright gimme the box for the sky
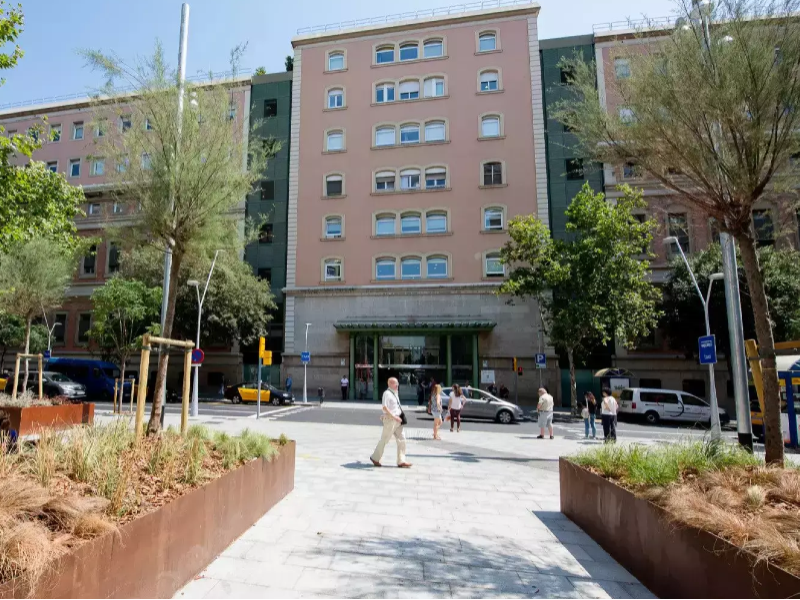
[1,0,676,107]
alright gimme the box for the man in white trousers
[370,377,413,468]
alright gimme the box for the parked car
[618,387,730,426]
[223,382,271,404]
[19,371,87,401]
[432,386,525,424]
[46,358,121,401]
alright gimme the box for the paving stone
[569,578,633,599]
[203,580,303,599]
[174,576,219,599]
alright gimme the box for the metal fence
[592,16,675,34]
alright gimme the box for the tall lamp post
[303,323,311,403]
[187,249,223,418]
[665,236,724,440]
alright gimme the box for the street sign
[535,353,546,369]
[43,350,51,359]
[699,335,717,365]
[301,351,311,364]
[191,348,205,365]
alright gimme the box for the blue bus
[46,358,125,401]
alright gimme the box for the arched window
[483,161,503,186]
[375,82,395,103]
[426,256,448,279]
[400,123,420,144]
[399,80,420,100]
[325,216,343,238]
[425,167,446,189]
[485,252,504,277]
[328,52,345,71]
[423,39,443,58]
[400,169,420,190]
[376,45,395,64]
[399,42,419,61]
[375,258,396,280]
[325,174,343,197]
[478,32,497,52]
[424,120,445,142]
[327,88,344,109]
[479,70,499,92]
[401,257,422,279]
[375,214,396,236]
[375,126,396,147]
[484,207,504,231]
[401,213,421,234]
[326,130,343,151]
[425,211,447,233]
[481,115,500,137]
[375,171,396,191]
[323,258,342,281]
[423,77,444,98]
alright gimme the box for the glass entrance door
[378,335,446,402]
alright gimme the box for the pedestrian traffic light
[517,366,524,377]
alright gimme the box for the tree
[83,43,275,432]
[88,278,161,407]
[0,1,23,86]
[555,0,800,464]
[254,66,267,76]
[501,184,661,413]
[0,313,45,373]
[0,238,77,389]
[285,55,293,71]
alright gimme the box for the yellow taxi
[224,382,270,404]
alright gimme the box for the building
[284,2,555,403]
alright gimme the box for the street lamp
[665,236,724,440]
[303,323,311,403]
[187,249,224,418]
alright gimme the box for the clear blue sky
[2,0,676,106]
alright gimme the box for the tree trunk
[567,347,578,416]
[21,316,32,392]
[738,235,783,466]
[147,250,183,434]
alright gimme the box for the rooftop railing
[592,16,675,34]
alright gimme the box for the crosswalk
[252,404,315,421]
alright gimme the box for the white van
[618,388,730,426]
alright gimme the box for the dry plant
[0,520,61,596]
[0,477,49,520]
[24,429,62,488]
[0,391,54,408]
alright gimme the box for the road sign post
[191,348,204,365]
[535,353,546,369]
[699,335,717,365]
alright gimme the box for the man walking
[285,375,292,394]
[536,387,554,439]
[370,377,412,468]
[340,374,349,401]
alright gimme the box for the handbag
[581,407,589,419]
[390,389,407,425]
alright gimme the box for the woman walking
[449,384,467,433]
[431,384,443,440]
[600,389,618,442]
[582,392,597,439]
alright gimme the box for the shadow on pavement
[341,461,377,470]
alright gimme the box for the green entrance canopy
[334,317,496,332]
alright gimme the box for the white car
[618,387,730,426]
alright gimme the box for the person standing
[536,387,555,439]
[285,375,293,394]
[340,375,349,401]
[582,392,597,439]
[431,384,443,440]
[600,389,618,442]
[449,384,467,433]
[370,377,412,468]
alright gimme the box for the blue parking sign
[301,351,311,364]
[698,335,717,365]
[535,353,546,369]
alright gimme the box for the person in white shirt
[536,387,555,439]
[370,378,412,468]
[448,384,467,433]
[600,389,619,442]
[340,375,349,401]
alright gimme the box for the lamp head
[187,280,200,287]
[709,273,724,282]
[663,236,679,246]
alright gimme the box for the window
[375,171,396,191]
[376,46,395,64]
[257,268,272,283]
[639,378,662,389]
[77,313,92,344]
[50,124,61,142]
[145,118,154,130]
[108,243,120,274]
[116,157,129,173]
[83,245,97,275]
[424,40,443,58]
[141,153,152,170]
[326,130,343,151]
[478,32,497,52]
[427,256,448,279]
[614,57,631,79]
[483,162,503,186]
[399,80,420,100]
[484,207,504,231]
[69,159,80,178]
[423,77,444,98]
[399,43,418,61]
[27,127,39,143]
[53,313,67,345]
[401,214,422,234]
[426,212,447,233]
[481,115,500,137]
[91,158,105,176]
[566,158,584,180]
[259,223,274,244]
[120,115,132,132]
[424,121,445,142]
[328,52,344,71]
[425,167,446,189]
[375,126,395,147]
[560,65,575,85]
[376,215,396,236]
[73,122,84,140]
[622,161,639,179]
[376,259,396,280]
[113,202,124,214]
[95,119,107,138]
[324,259,342,281]
[264,99,277,118]
[632,214,648,253]
[640,391,679,404]
[228,102,237,120]
[668,213,690,253]
[88,203,101,216]
[46,161,58,173]
[325,175,343,197]
[682,394,708,407]
[375,83,395,103]
[401,258,421,279]
[325,216,343,239]
[327,88,344,109]
[619,107,635,124]
[753,209,775,247]
[400,124,420,145]
[682,380,706,399]
[400,169,420,190]
[709,217,721,244]
[485,252,504,277]
[261,180,275,200]
[479,71,499,92]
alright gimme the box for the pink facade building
[285,3,554,401]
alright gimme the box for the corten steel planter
[0,440,296,599]
[559,458,800,599]
[0,403,95,436]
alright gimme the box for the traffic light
[517,366,523,377]
[258,336,265,357]
[512,357,517,371]
[262,351,273,366]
